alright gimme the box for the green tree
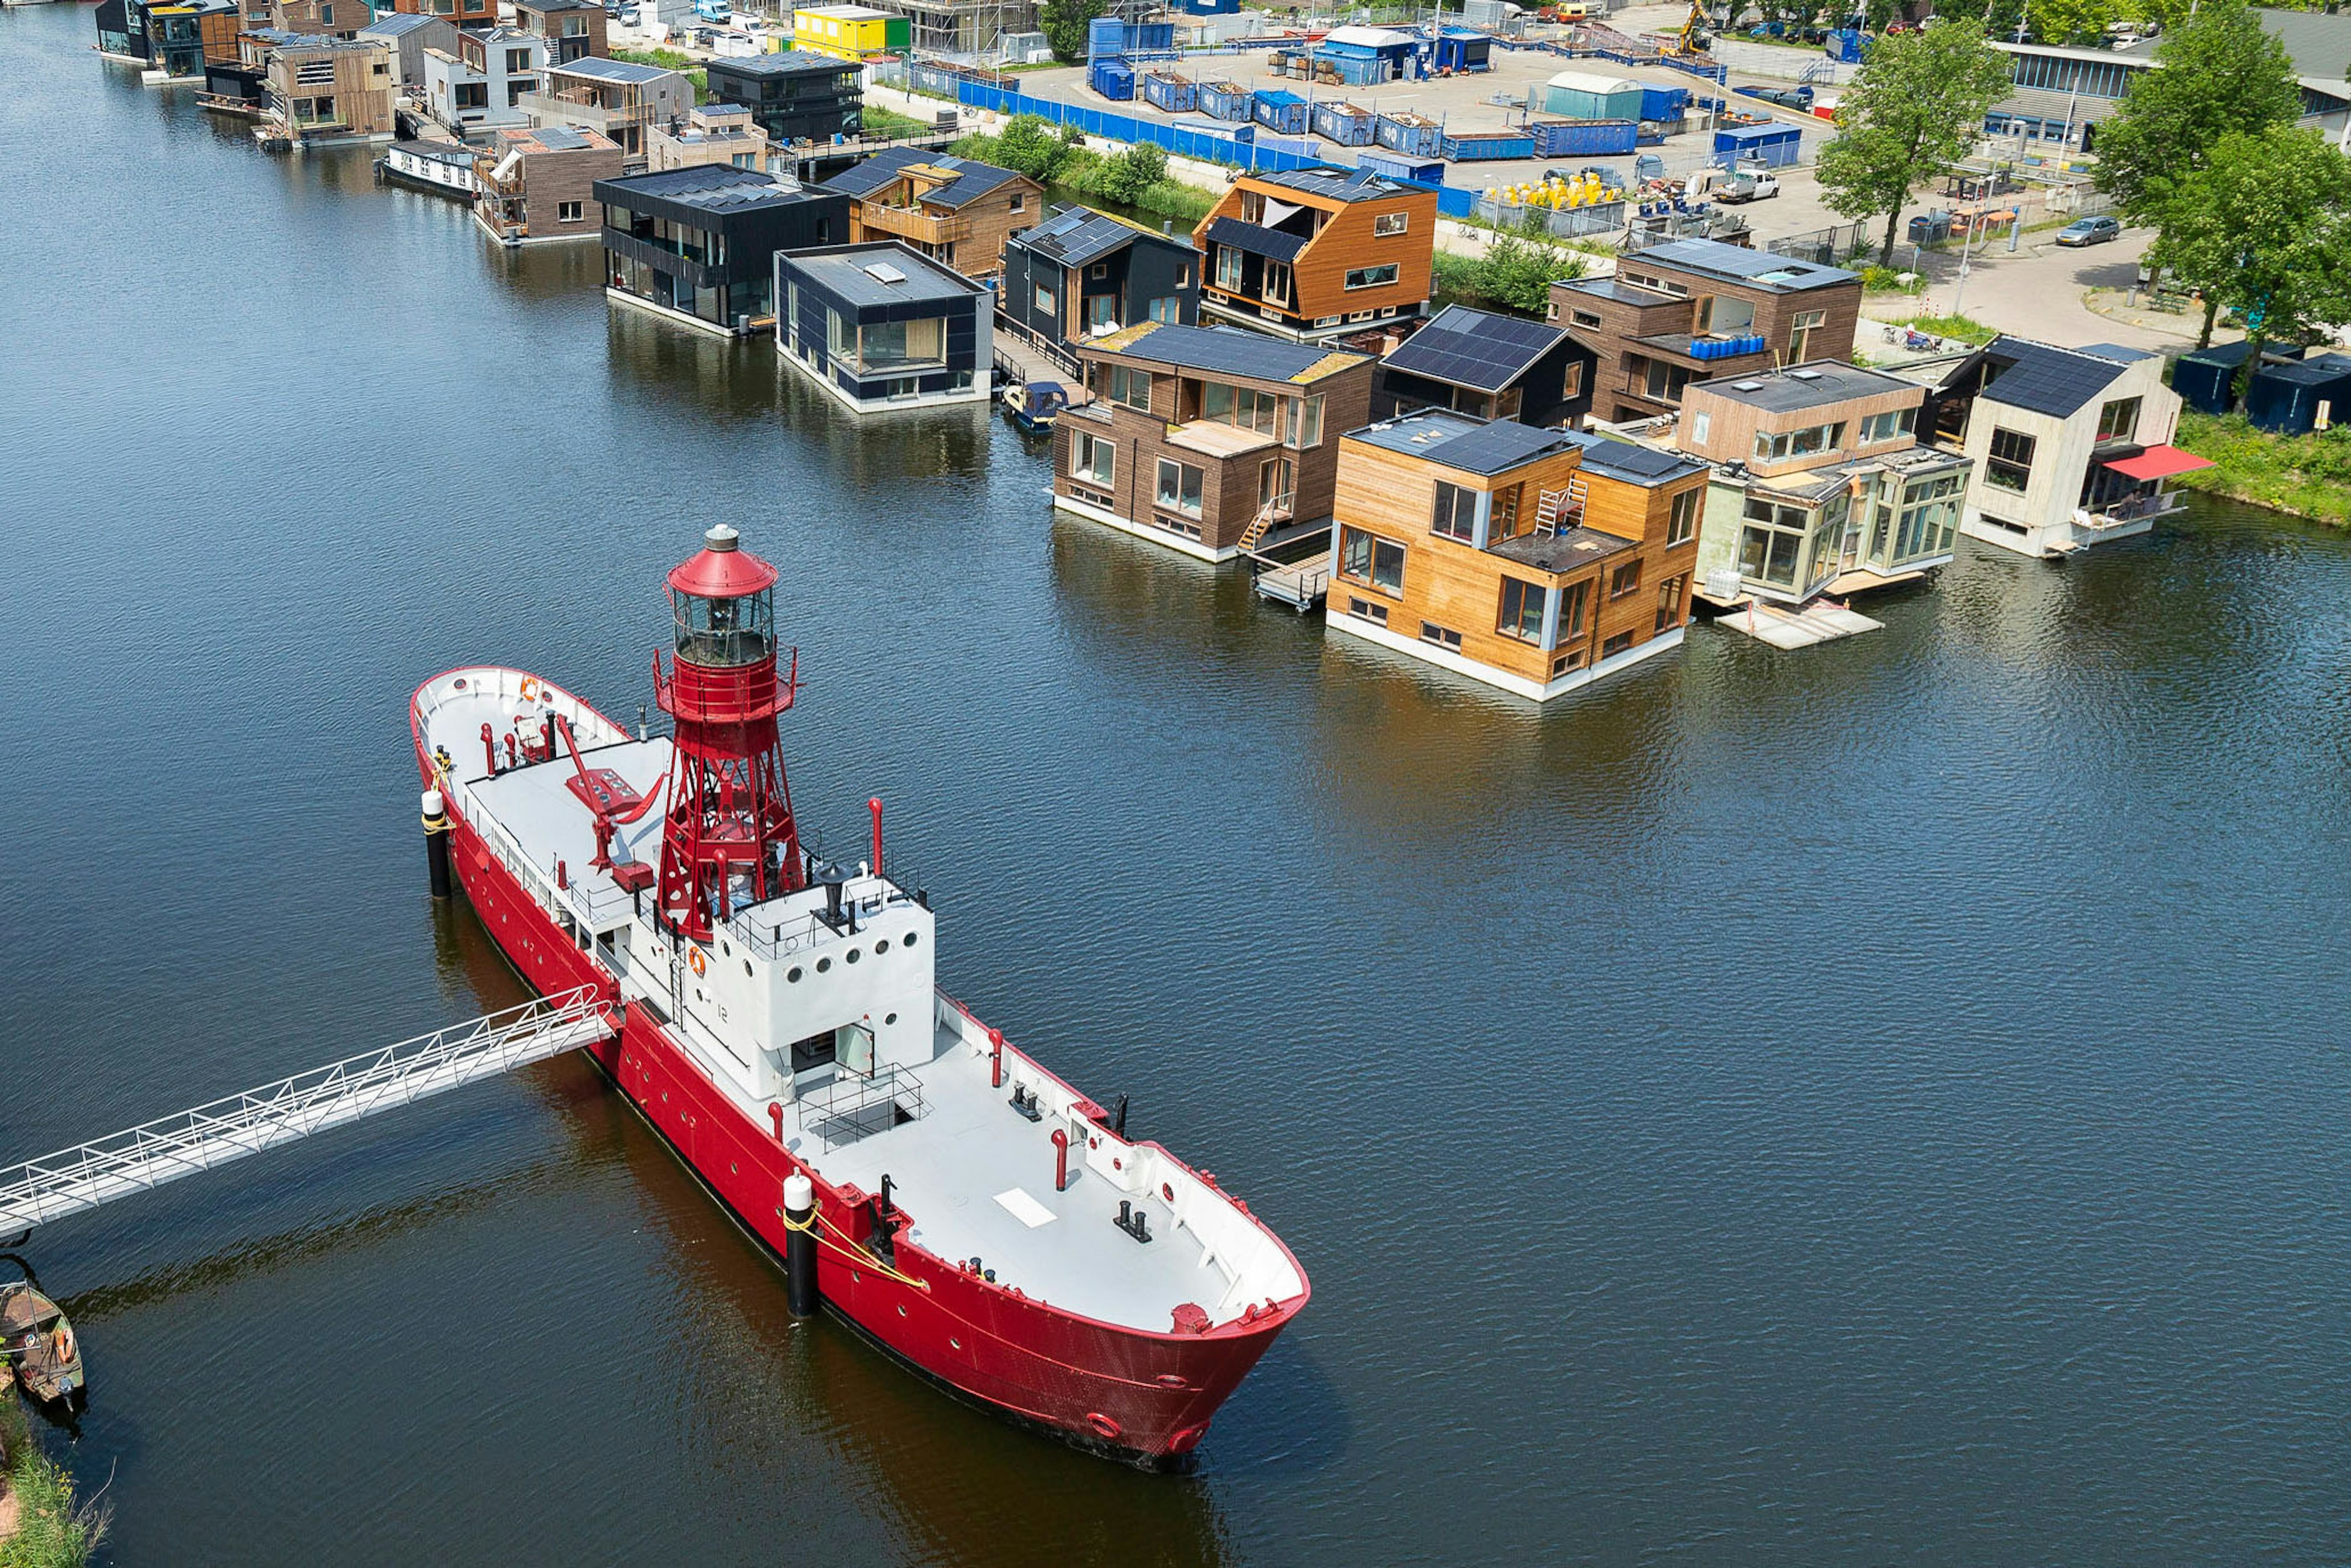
[2146,126,2351,373]
[1097,141,1168,204]
[1038,0,1108,65]
[2025,0,2120,46]
[2093,0,2300,222]
[1816,18,2013,264]
[1479,234,1586,316]
[991,113,1074,182]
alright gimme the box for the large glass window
[1987,427,2036,492]
[1738,497,1809,588]
[1154,459,1203,517]
[1608,560,1642,598]
[1345,263,1400,290]
[1787,308,1826,362]
[1859,407,1918,444]
[1696,295,1754,333]
[2095,396,2141,444]
[1643,358,1692,403]
[1558,579,1591,639]
[1498,577,1546,641]
[1654,574,1686,632]
[1754,422,1846,462]
[1667,485,1701,546]
[1286,393,1324,448]
[1338,526,1404,592]
[1108,364,1151,411]
[1202,383,1280,434]
[1432,481,1478,541]
[858,315,942,371]
[1071,430,1114,487]
[1215,245,1243,291]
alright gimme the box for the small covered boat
[0,1281,83,1411]
[1002,378,1070,433]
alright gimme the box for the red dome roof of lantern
[667,525,778,598]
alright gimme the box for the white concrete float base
[1714,599,1883,649]
[1050,492,1237,563]
[1327,612,1684,701]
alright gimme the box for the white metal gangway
[0,987,616,1235]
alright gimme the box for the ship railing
[798,1065,927,1151]
[727,865,923,961]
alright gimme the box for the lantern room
[667,524,777,670]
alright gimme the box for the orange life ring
[689,948,707,977]
[518,675,541,702]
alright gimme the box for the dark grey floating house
[998,205,1199,368]
[1373,304,1586,430]
[596,167,847,337]
[703,50,863,144]
[776,240,991,413]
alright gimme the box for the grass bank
[2173,411,2351,522]
[0,1398,101,1568]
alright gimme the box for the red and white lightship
[408,527,1307,1464]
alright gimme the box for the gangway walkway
[0,987,615,1234]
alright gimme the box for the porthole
[743,961,753,977]
[721,940,731,958]
[884,1011,898,1026]
[950,1337,962,1351]
[816,957,831,973]
[904,932,918,947]
[787,966,803,983]
[846,948,861,964]
[731,1162,739,1174]
[876,939,890,954]
[897,1304,907,1318]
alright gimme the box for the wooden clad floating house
[1324,410,1708,701]
[1052,322,1375,563]
[819,147,1043,281]
[473,124,624,245]
[1191,165,1436,343]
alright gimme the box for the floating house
[645,102,769,173]
[776,241,992,412]
[473,124,624,245]
[357,10,456,87]
[704,50,862,143]
[380,137,480,197]
[598,165,846,336]
[1192,165,1437,342]
[1324,411,1708,701]
[1051,322,1376,561]
[522,56,695,165]
[423,27,546,135]
[1374,304,1583,429]
[1000,205,1199,364]
[1548,238,1862,424]
[96,0,241,78]
[819,146,1043,280]
[388,0,490,30]
[1916,336,2207,557]
[512,0,606,66]
[256,32,398,145]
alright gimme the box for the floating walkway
[1712,598,1883,650]
[0,988,614,1234]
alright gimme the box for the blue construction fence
[952,79,1484,217]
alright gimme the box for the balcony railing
[2079,490,2183,530]
[857,202,971,246]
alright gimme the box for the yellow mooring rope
[783,1201,932,1293]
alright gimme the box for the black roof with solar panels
[1372,304,1588,430]
[999,204,1199,366]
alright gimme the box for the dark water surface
[8,12,2351,1562]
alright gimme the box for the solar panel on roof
[536,127,588,150]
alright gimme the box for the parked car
[2056,215,2121,247]
[1715,172,1780,204]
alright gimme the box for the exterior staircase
[1237,500,1289,553]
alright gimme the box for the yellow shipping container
[791,4,910,61]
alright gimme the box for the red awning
[2103,444,2215,481]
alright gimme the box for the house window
[1667,486,1700,546]
[1089,262,1109,279]
[1086,294,1118,332]
[1202,383,1280,433]
[1215,246,1243,291]
[1348,596,1389,625]
[1561,362,1584,400]
[1108,364,1151,411]
[1498,577,1546,641]
[1695,294,1754,334]
[506,47,531,72]
[1374,212,1408,236]
[1641,358,1692,403]
[1654,573,1686,632]
[557,200,583,222]
[1558,579,1590,639]
[1986,427,2035,492]
[1149,296,1180,323]
[2096,396,2141,443]
[1689,410,1711,446]
[1787,308,1827,362]
[1419,622,1463,651]
[1345,264,1400,290]
[1738,497,1809,588]
[1755,422,1845,462]
[1285,393,1323,448]
[1010,192,1024,212]
[1488,484,1522,542]
[1547,301,1559,321]
[1338,526,1404,593]
[1155,459,1204,517]
[1859,407,1918,443]
[1572,309,1602,328]
[1071,430,1115,487]
[1431,481,1478,542]
[1033,284,1054,316]
[1264,260,1292,308]
[1602,629,1636,659]
[1608,560,1641,598]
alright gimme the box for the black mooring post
[422,788,452,899]
[784,1171,817,1318]
[1112,1095,1128,1138]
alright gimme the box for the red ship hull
[412,686,1303,1465]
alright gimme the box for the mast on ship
[653,525,803,941]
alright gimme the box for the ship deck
[808,1034,1236,1333]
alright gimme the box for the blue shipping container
[1441,130,1536,160]
[1355,149,1443,182]
[1089,60,1135,100]
[1374,112,1444,156]
[1141,70,1196,112]
[1637,84,1689,122]
[1253,89,1308,134]
[1313,100,1378,146]
[1532,119,1638,157]
[1198,81,1253,121]
[1714,122,1802,167]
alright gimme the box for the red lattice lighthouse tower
[654,525,804,941]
